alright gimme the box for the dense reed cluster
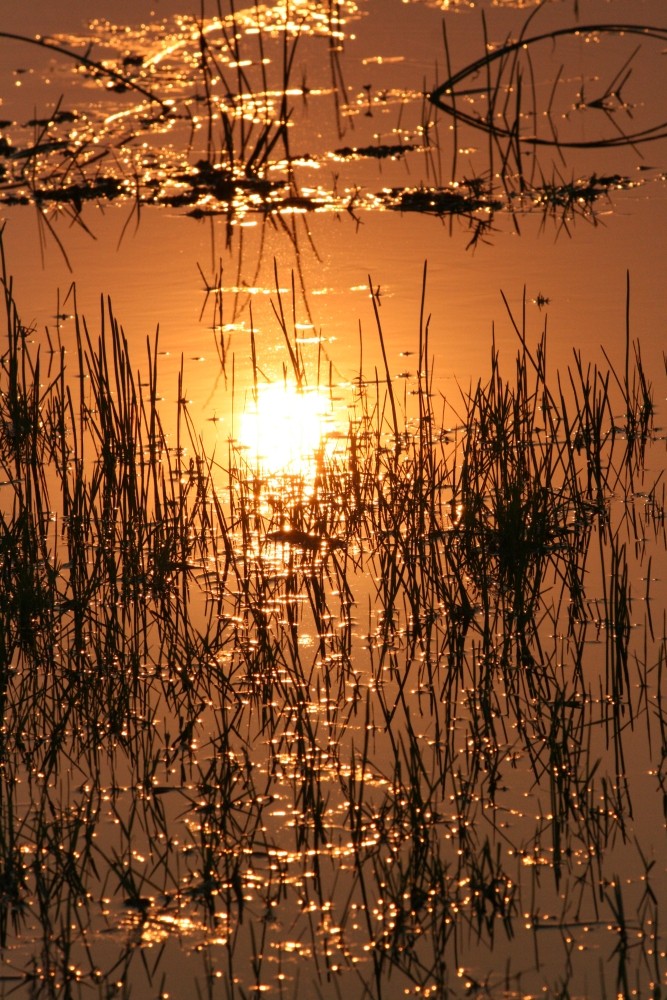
[0,237,665,998]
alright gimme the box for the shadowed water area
[0,0,666,997]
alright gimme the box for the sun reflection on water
[238,381,334,476]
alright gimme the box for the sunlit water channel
[0,0,666,997]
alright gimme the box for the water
[0,0,665,997]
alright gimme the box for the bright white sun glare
[238,382,333,475]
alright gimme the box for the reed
[0,232,664,997]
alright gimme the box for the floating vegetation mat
[1,4,666,251]
[0,234,665,997]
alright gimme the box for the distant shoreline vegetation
[1,11,666,257]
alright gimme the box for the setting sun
[238,381,333,474]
